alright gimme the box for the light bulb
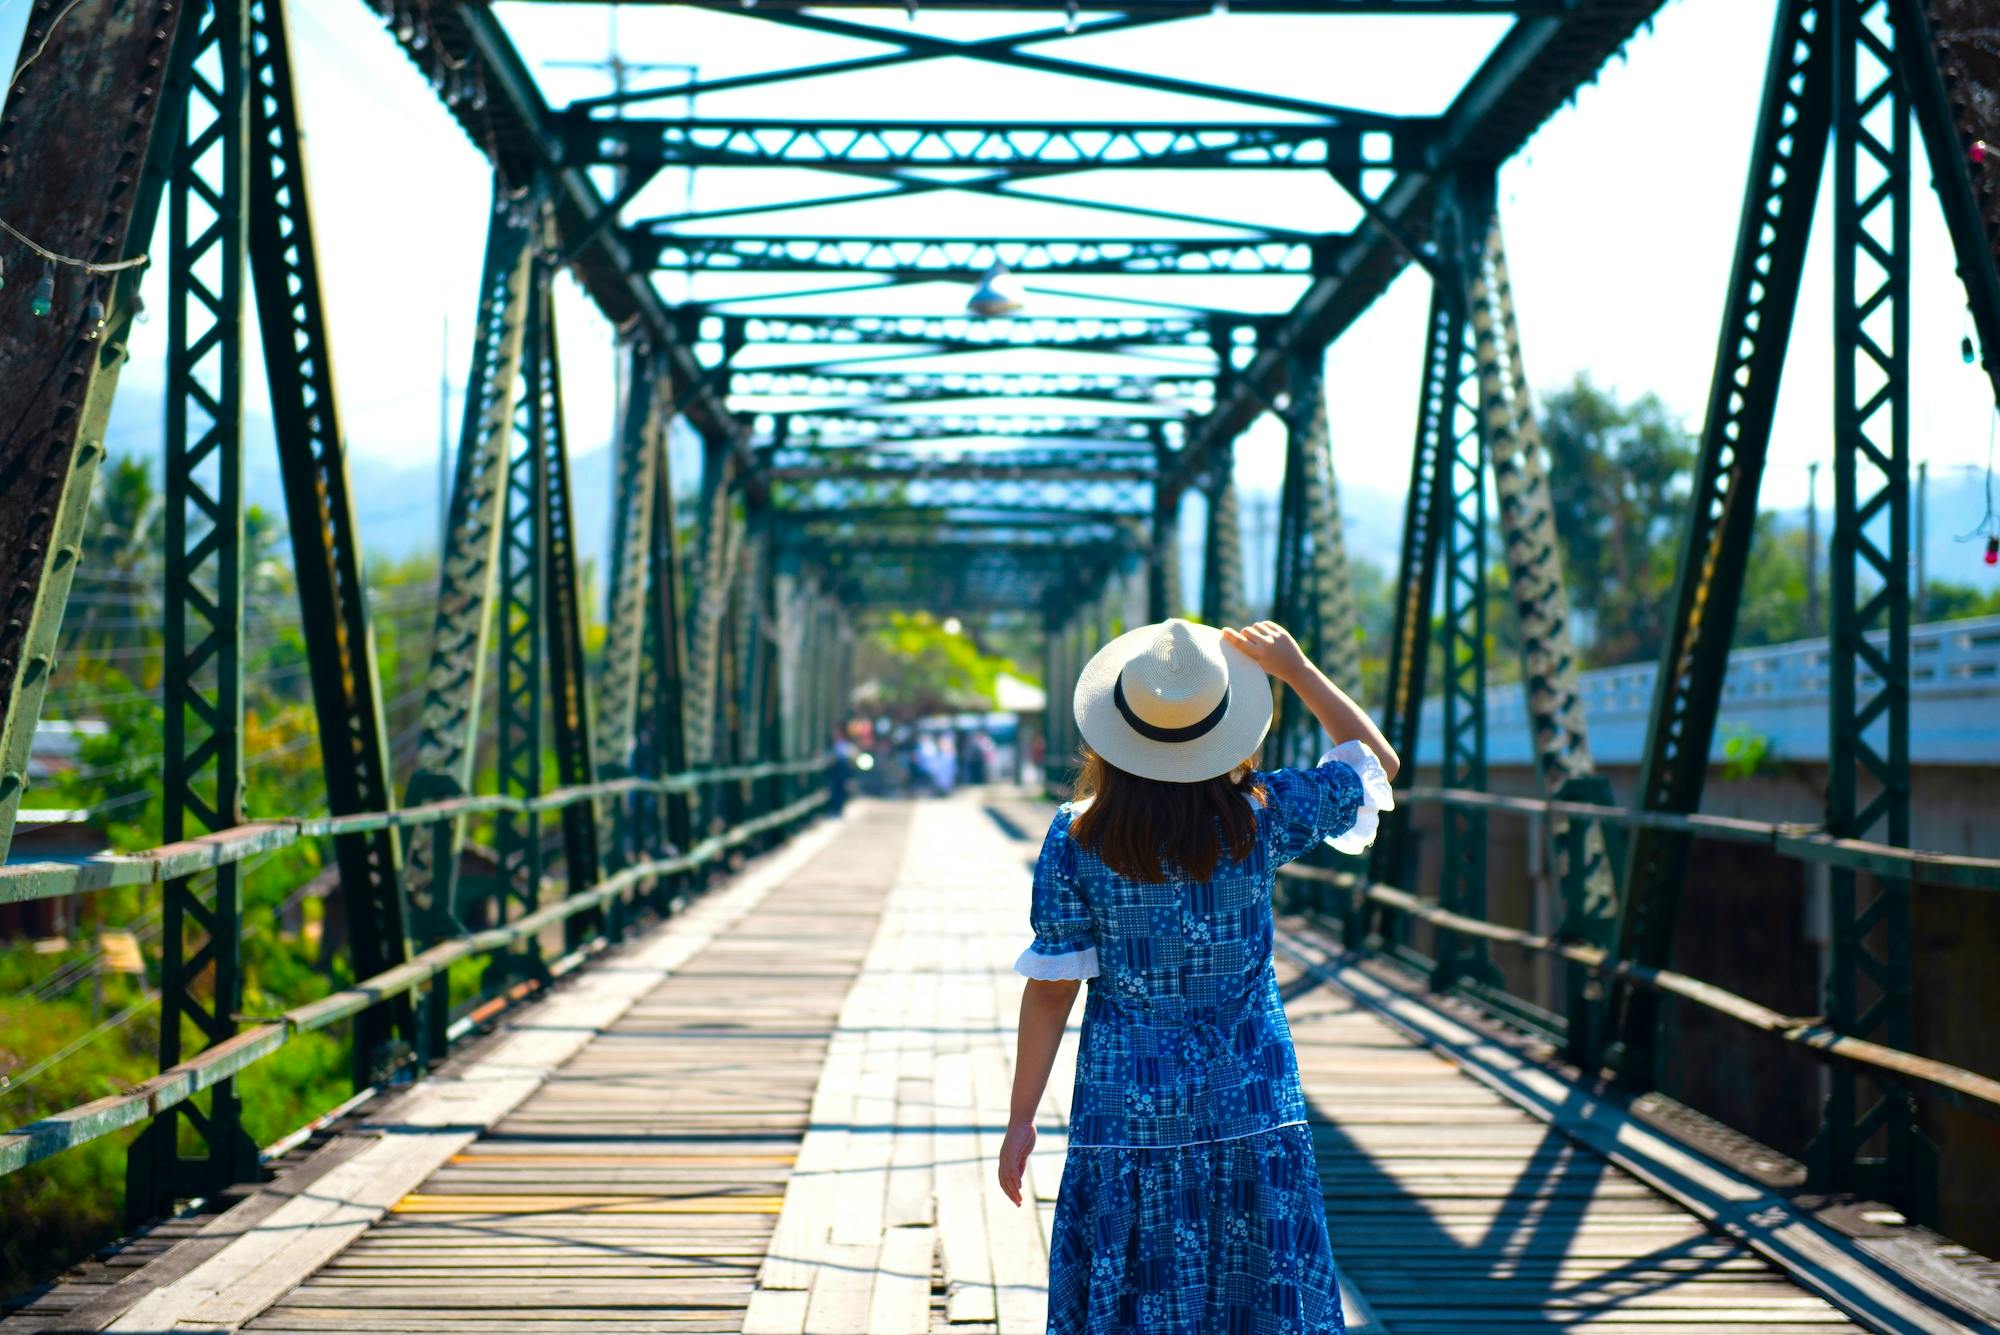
[1987,535,1999,566]
[1972,140,1992,166]
[30,263,54,318]
[83,292,105,339]
[1965,335,1978,365]
[1065,0,1079,32]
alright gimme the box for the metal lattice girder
[730,370,1212,402]
[1299,360,1363,691]
[637,235,1337,277]
[1609,0,1830,1076]
[772,417,1165,446]
[0,2,193,862]
[1367,284,1458,903]
[403,193,540,937]
[134,0,262,1215]
[574,118,1428,173]
[549,1,1575,9]
[1432,184,1493,994]
[721,314,1214,355]
[494,261,552,940]
[769,476,1152,515]
[247,0,413,1067]
[1201,454,1248,629]
[633,387,693,871]
[531,274,604,936]
[386,5,739,453]
[1814,0,1926,1216]
[686,440,741,767]
[1162,3,1668,501]
[595,347,666,807]
[757,446,1156,483]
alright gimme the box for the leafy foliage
[851,612,1025,721]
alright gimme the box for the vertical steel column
[403,194,538,948]
[1609,0,1830,1083]
[0,3,192,863]
[1278,348,1361,766]
[1470,213,1615,1044]
[594,345,662,876]
[1368,288,1458,907]
[1432,180,1493,994]
[130,0,261,1216]
[529,283,604,949]
[686,440,739,775]
[1149,459,1184,626]
[1811,0,1929,1218]
[489,259,553,988]
[246,0,412,1067]
[640,392,693,878]
[1201,450,1248,629]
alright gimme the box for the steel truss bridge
[3,0,2000,1329]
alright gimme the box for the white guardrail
[1414,615,2000,768]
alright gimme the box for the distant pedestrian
[828,733,854,815]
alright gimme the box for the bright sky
[4,0,1995,575]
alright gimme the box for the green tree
[1539,375,1697,667]
[851,612,1023,721]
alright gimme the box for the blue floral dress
[1015,742,1394,1335]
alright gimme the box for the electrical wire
[0,991,160,1102]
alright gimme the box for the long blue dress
[1015,741,1393,1335]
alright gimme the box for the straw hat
[1073,618,1272,783]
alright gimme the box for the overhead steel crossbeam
[730,370,1209,401]
[1165,1,1670,495]
[571,118,1429,172]
[766,419,1168,446]
[756,447,1157,483]
[384,4,740,450]
[768,475,1153,513]
[714,315,1220,353]
[553,1,1569,8]
[636,235,1337,277]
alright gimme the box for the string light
[30,262,54,318]
[1972,140,1992,166]
[1964,335,1978,365]
[83,289,105,340]
[1065,0,1080,32]
[1957,408,2000,569]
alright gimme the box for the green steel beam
[1608,0,1830,1083]
[530,275,605,950]
[130,0,262,1217]
[0,2,194,862]
[639,234,1336,276]
[577,118,1429,172]
[1430,179,1495,995]
[596,347,666,873]
[1812,0,1928,1219]
[490,259,555,988]
[246,0,414,1074]
[1367,285,1456,912]
[402,194,540,943]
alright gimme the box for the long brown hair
[1069,748,1266,883]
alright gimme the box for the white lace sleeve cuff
[1014,944,1099,980]
[1319,739,1396,855]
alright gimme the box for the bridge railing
[1275,789,2000,1121]
[0,758,832,1179]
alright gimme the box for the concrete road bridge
[3,0,2000,1330]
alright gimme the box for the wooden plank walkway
[20,793,1986,1333]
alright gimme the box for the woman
[997,618,1398,1335]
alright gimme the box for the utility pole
[1915,459,1928,621]
[1805,460,1820,637]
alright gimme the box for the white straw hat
[1073,618,1272,783]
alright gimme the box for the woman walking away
[997,618,1398,1335]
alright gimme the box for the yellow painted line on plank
[392,1193,786,1215]
[448,1153,796,1167]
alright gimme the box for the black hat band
[1112,674,1231,744]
